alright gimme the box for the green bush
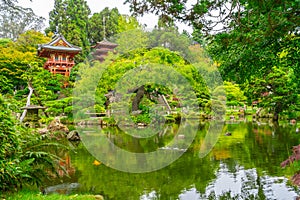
[131,113,151,124]
[0,95,62,192]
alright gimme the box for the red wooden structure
[37,35,81,77]
[91,39,118,62]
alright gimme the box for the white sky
[17,0,192,32]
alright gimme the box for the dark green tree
[88,7,120,45]
[48,0,67,34]
[148,27,192,59]
[47,0,91,61]
[246,66,298,121]
[125,0,299,36]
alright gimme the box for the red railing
[45,59,75,66]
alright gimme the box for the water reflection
[45,122,300,199]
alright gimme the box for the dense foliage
[0,30,69,192]
[88,7,120,45]
[74,46,220,124]
[124,0,300,120]
[0,30,50,92]
[0,95,60,191]
[47,0,91,61]
[125,0,299,35]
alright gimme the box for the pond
[45,121,300,199]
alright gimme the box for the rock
[42,183,80,195]
[131,110,142,116]
[177,134,185,139]
[137,123,146,127]
[47,117,69,133]
[94,195,104,200]
[225,132,232,136]
[67,130,80,141]
[38,128,49,135]
[292,173,300,186]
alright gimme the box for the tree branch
[20,80,33,122]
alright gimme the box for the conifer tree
[47,0,91,62]
[88,7,120,45]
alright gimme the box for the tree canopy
[88,7,121,45]
[0,30,50,91]
[47,0,91,61]
[0,0,45,40]
[124,0,299,120]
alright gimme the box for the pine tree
[47,0,91,62]
[88,7,120,45]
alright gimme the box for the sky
[17,0,192,32]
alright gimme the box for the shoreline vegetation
[2,189,103,200]
[66,107,300,127]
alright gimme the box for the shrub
[0,95,62,192]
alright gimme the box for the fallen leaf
[93,160,101,166]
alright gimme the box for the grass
[2,189,98,200]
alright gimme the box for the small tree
[246,66,298,121]
[214,81,246,106]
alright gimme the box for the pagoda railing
[45,59,75,66]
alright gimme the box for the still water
[47,121,300,199]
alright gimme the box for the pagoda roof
[37,34,81,57]
[92,39,118,49]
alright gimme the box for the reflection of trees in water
[42,142,78,186]
[57,154,76,177]
[98,123,191,153]
[67,122,300,199]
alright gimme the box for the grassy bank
[1,189,100,200]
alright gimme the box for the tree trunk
[20,82,34,122]
[273,112,279,121]
[132,85,145,111]
[273,104,281,122]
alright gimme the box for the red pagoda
[92,39,118,62]
[37,34,81,77]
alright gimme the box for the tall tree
[88,7,120,45]
[48,0,67,34]
[117,14,140,33]
[125,0,299,80]
[115,28,149,54]
[0,1,45,40]
[47,0,91,61]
